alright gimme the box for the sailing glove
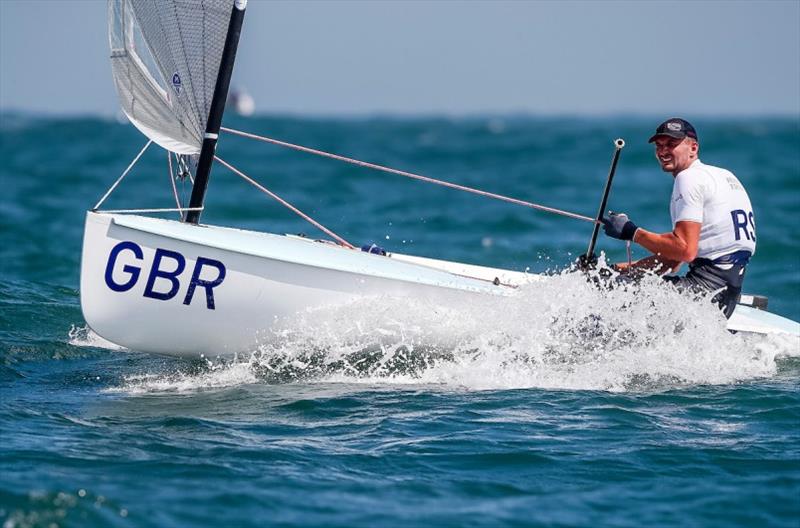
[602,212,639,241]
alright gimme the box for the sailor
[601,118,756,318]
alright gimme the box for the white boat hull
[80,212,522,357]
[80,212,800,357]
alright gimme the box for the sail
[108,0,233,154]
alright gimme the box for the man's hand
[602,212,639,241]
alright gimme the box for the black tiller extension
[580,138,625,269]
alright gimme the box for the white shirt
[670,159,756,261]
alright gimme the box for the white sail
[108,0,233,154]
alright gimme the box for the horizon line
[2,107,799,122]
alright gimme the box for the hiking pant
[663,259,747,319]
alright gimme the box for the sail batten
[108,0,233,154]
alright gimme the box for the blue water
[1,114,799,527]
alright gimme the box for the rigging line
[180,154,187,206]
[93,140,153,211]
[167,150,182,219]
[214,155,355,249]
[220,126,598,224]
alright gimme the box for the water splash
[108,266,800,394]
[105,360,256,395]
[68,325,125,351]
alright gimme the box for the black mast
[185,0,247,225]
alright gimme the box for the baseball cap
[648,118,698,143]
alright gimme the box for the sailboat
[81,0,799,358]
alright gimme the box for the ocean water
[1,113,799,527]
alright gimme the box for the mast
[185,0,247,225]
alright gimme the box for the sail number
[104,241,226,310]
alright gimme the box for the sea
[1,113,798,528]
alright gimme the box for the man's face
[654,136,698,175]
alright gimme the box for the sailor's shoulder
[694,161,747,193]
[678,160,723,189]
[698,161,737,179]
[674,162,708,187]
[677,159,714,178]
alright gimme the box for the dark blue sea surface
[1,114,799,527]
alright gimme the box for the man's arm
[633,220,701,263]
[607,219,700,274]
[614,254,680,274]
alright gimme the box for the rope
[93,140,153,210]
[220,126,597,224]
[176,153,194,184]
[167,151,182,219]
[214,155,355,249]
[626,240,632,268]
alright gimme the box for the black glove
[602,212,639,241]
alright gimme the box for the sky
[1,0,799,117]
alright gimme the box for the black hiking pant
[663,258,747,319]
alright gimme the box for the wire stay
[220,126,597,224]
[214,155,355,249]
[167,150,182,219]
[93,140,153,210]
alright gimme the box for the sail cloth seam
[93,140,153,211]
[219,127,598,224]
[213,155,355,249]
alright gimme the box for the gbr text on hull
[104,241,226,310]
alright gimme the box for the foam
[67,325,125,351]
[108,264,800,394]
[106,360,256,395]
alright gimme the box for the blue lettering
[143,248,186,301]
[748,211,756,242]
[730,209,750,241]
[104,241,226,309]
[104,241,144,292]
[183,257,226,310]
